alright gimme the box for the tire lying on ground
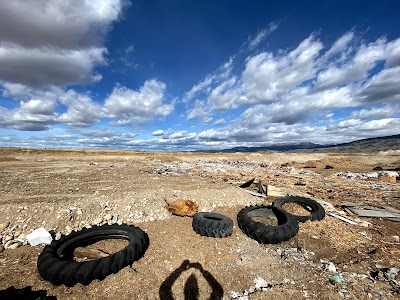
[273,196,325,223]
[192,212,233,238]
[237,205,299,244]
[37,224,149,287]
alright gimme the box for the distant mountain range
[216,134,400,153]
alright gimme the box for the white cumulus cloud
[0,0,128,87]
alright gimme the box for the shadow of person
[0,286,57,300]
[159,260,224,300]
[184,274,199,299]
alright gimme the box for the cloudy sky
[1,0,399,151]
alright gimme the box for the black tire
[192,212,233,238]
[273,196,325,223]
[237,205,299,244]
[37,224,149,287]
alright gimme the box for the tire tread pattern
[237,205,299,244]
[192,212,233,238]
[273,196,325,223]
[37,224,149,287]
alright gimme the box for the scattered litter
[327,212,357,225]
[341,203,400,222]
[165,199,199,217]
[336,171,399,180]
[89,162,99,166]
[239,188,267,198]
[321,260,337,273]
[329,273,346,284]
[26,227,53,246]
[238,178,255,188]
[373,264,400,293]
[230,276,288,299]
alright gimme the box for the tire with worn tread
[192,212,233,238]
[237,205,299,244]
[273,196,325,223]
[37,224,149,287]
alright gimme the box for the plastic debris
[327,212,357,225]
[385,268,399,281]
[26,227,53,246]
[321,260,336,273]
[329,273,346,284]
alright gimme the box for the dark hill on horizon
[216,134,400,153]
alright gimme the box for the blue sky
[0,0,399,151]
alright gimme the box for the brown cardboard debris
[165,199,199,217]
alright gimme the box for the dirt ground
[0,148,399,300]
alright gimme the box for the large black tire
[192,212,233,238]
[237,205,299,244]
[37,224,149,287]
[273,196,325,223]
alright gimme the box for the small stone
[83,224,92,229]
[4,235,13,242]
[17,233,26,241]
[393,235,400,243]
[55,232,62,240]
[65,225,72,232]
[77,209,83,215]
[4,240,13,249]
[0,221,10,231]
[104,214,112,222]
[8,242,21,250]
[93,217,102,225]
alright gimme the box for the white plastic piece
[26,227,53,246]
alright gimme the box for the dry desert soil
[0,148,399,299]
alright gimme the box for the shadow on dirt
[0,286,57,299]
[159,259,223,300]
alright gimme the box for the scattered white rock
[93,217,102,225]
[104,214,112,222]
[8,242,21,250]
[4,240,15,249]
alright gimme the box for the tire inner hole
[281,203,312,216]
[248,208,278,226]
[73,239,129,262]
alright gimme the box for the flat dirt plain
[0,148,399,300]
